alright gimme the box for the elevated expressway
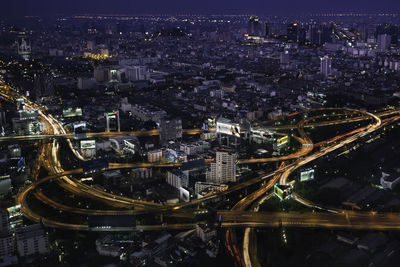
[240,114,400,267]
[227,108,381,266]
[17,104,399,230]
[219,211,400,231]
[0,128,202,142]
[4,80,400,266]
[16,103,317,228]
[0,106,398,143]
[29,107,381,214]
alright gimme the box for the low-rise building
[110,136,140,155]
[196,224,216,243]
[159,117,182,144]
[131,168,152,179]
[195,182,228,195]
[166,169,189,189]
[95,235,123,257]
[380,171,400,190]
[0,231,15,259]
[357,232,388,253]
[148,149,162,163]
[131,104,166,123]
[15,224,49,257]
[180,142,204,155]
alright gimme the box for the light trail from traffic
[5,79,400,267]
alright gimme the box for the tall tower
[320,56,332,77]
[378,34,391,52]
[248,16,261,36]
[17,33,31,61]
[261,21,269,37]
[287,23,298,42]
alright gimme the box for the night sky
[2,0,400,17]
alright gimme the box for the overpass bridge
[33,210,400,232]
[218,210,400,231]
[0,128,202,142]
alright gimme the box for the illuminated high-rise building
[377,24,398,45]
[206,149,237,184]
[320,56,332,77]
[378,34,391,52]
[248,16,261,36]
[308,23,332,45]
[17,33,31,61]
[261,21,269,37]
[287,23,298,42]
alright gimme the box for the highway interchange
[3,80,400,266]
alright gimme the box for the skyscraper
[287,23,298,42]
[248,16,261,36]
[297,27,307,44]
[206,149,237,184]
[308,23,332,45]
[261,21,269,37]
[320,56,332,77]
[17,33,31,61]
[377,24,398,45]
[378,34,391,52]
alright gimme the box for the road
[32,102,316,216]
[257,107,399,130]
[240,109,385,267]
[2,107,398,143]
[18,110,398,232]
[0,80,388,221]
[5,79,400,267]
[218,211,400,231]
[0,128,202,142]
[226,162,287,266]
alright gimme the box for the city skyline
[2,0,400,17]
[1,2,400,266]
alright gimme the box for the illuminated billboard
[216,121,241,137]
[274,184,284,200]
[277,136,289,146]
[73,122,87,130]
[106,111,118,118]
[274,184,291,200]
[207,117,216,128]
[63,108,83,118]
[300,169,315,182]
[17,157,25,172]
[81,140,96,149]
[7,205,22,219]
[18,109,38,120]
